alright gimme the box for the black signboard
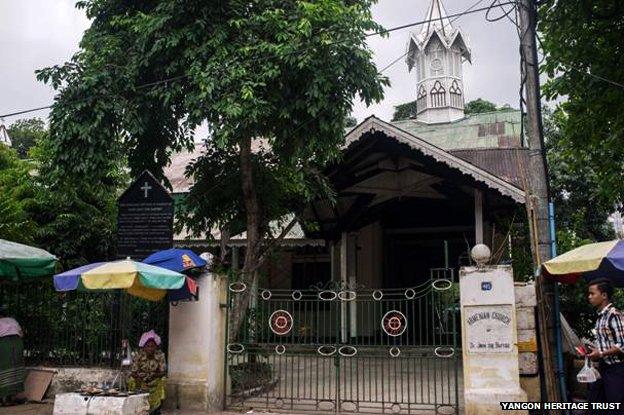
[117,170,174,260]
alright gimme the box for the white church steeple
[406,0,472,124]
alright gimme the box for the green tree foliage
[544,106,617,338]
[0,124,121,268]
[345,116,358,128]
[391,101,418,121]
[26,134,123,269]
[391,98,511,121]
[545,107,613,243]
[464,98,498,114]
[0,145,36,243]
[539,0,624,205]
[37,0,388,337]
[8,118,47,158]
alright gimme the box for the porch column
[340,233,348,343]
[330,241,337,282]
[474,189,484,245]
[347,233,358,339]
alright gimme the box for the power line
[294,0,511,134]
[0,105,59,119]
[0,1,517,120]
[568,67,624,90]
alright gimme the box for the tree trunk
[228,136,262,341]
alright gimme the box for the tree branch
[251,215,298,273]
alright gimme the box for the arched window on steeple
[417,85,427,113]
[430,81,446,108]
[449,80,463,108]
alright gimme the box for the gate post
[164,266,228,412]
[460,245,527,414]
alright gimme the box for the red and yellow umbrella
[543,240,624,287]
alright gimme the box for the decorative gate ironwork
[225,269,461,414]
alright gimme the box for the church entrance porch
[225,276,461,414]
[222,117,524,414]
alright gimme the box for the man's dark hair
[589,278,614,300]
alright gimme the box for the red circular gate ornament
[382,310,407,337]
[269,310,294,335]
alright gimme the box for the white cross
[140,182,152,198]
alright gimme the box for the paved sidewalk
[0,402,53,415]
[0,402,276,415]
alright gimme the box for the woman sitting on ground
[128,330,166,414]
[0,305,25,406]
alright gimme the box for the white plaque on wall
[465,305,514,353]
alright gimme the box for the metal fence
[226,269,461,414]
[0,281,169,368]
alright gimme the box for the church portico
[164,0,537,411]
[307,116,525,292]
[217,116,527,413]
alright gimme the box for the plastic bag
[577,357,601,383]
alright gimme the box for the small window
[449,47,462,77]
[430,46,445,76]
[417,85,428,113]
[449,80,463,108]
[430,81,446,108]
[419,57,426,81]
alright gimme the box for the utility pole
[518,0,561,404]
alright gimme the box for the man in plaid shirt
[586,278,624,406]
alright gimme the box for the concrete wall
[165,272,227,413]
[515,282,540,402]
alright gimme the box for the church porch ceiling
[344,117,526,203]
[303,116,525,240]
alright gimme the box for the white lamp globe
[470,244,491,266]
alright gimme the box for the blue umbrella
[143,249,205,301]
[143,249,206,273]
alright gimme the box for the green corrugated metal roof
[391,109,523,151]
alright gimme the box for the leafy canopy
[391,98,512,121]
[38,0,388,252]
[8,118,47,159]
[544,106,617,338]
[0,125,123,268]
[539,0,624,206]
[0,145,36,243]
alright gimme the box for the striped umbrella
[53,259,186,301]
[0,239,57,282]
[142,249,203,301]
[542,240,624,286]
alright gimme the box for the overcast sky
[0,0,521,127]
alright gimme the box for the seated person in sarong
[128,330,166,413]
[0,306,25,406]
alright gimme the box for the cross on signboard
[140,182,152,198]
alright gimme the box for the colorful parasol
[142,248,206,272]
[542,240,624,286]
[143,249,203,301]
[53,259,186,301]
[0,239,57,282]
